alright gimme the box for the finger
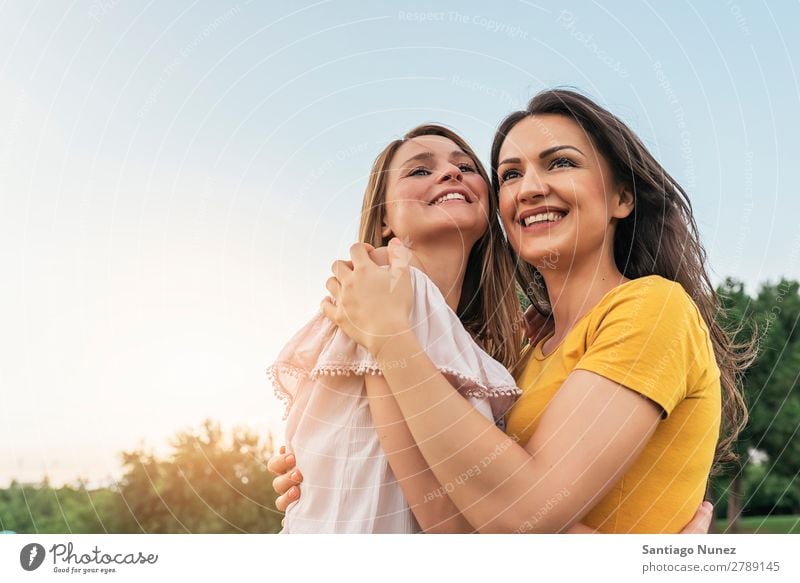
[368,246,390,266]
[525,306,549,327]
[331,259,353,281]
[388,238,411,291]
[275,485,301,513]
[272,473,292,496]
[350,242,374,268]
[266,454,283,475]
[523,304,537,322]
[325,276,341,297]
[388,237,412,268]
[522,307,536,338]
[320,296,337,322]
[266,452,296,476]
[271,468,304,496]
[275,492,289,512]
[565,522,597,534]
[682,501,713,534]
[524,307,553,343]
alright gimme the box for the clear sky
[1,0,798,486]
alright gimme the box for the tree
[116,419,283,533]
[715,278,800,531]
[0,478,123,534]
[0,421,284,534]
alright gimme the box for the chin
[410,227,483,250]
[426,216,486,236]
[516,241,567,270]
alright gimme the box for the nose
[439,163,463,183]
[515,170,549,204]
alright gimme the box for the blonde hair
[358,124,523,371]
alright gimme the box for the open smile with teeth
[521,211,567,227]
[431,192,468,205]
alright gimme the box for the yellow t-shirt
[506,275,721,533]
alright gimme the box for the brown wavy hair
[491,89,753,468]
[359,124,522,371]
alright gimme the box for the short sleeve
[573,278,706,418]
[268,266,520,422]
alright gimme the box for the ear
[381,221,394,239]
[612,183,634,220]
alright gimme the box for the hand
[565,501,712,534]
[266,446,303,522]
[321,239,414,357]
[679,501,714,534]
[565,522,597,533]
[522,304,554,344]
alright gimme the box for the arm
[374,331,661,533]
[266,244,470,532]
[365,375,474,533]
[359,247,473,531]
[267,451,715,533]
[322,241,662,533]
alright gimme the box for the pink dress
[267,267,520,533]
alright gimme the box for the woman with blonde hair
[269,124,524,533]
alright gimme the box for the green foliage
[711,461,800,516]
[0,479,129,534]
[713,278,800,519]
[714,515,800,534]
[516,284,531,310]
[0,420,283,534]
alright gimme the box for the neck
[538,247,628,343]
[410,240,472,312]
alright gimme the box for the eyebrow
[497,145,585,167]
[400,150,472,167]
[539,145,584,159]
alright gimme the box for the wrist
[372,328,416,368]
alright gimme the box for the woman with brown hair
[274,89,747,533]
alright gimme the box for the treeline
[1,279,797,534]
[711,278,800,530]
[0,420,283,533]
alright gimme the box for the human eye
[499,168,521,183]
[548,156,577,170]
[408,166,431,177]
[458,162,477,173]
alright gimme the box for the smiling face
[496,114,634,271]
[380,135,491,250]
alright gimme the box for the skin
[270,118,714,533]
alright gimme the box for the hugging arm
[365,375,475,533]
[374,331,662,533]
[322,243,664,532]
[267,435,714,534]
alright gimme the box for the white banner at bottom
[0,534,797,582]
